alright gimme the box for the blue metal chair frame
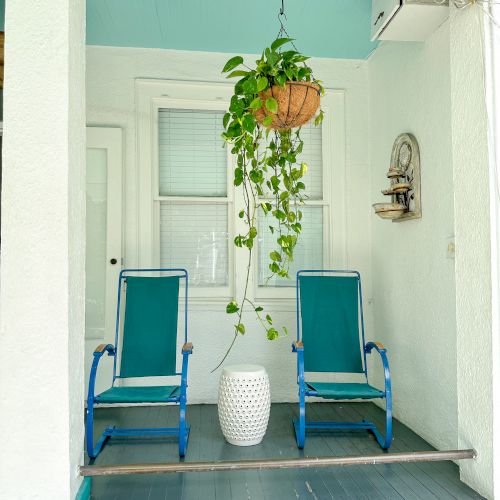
[86,268,193,459]
[292,270,393,450]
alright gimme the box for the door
[85,127,122,394]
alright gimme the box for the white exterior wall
[368,22,458,451]
[86,46,373,403]
[450,7,495,498]
[0,1,86,499]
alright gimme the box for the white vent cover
[371,0,449,42]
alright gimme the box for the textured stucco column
[0,1,86,499]
[450,6,495,498]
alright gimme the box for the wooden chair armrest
[365,341,386,353]
[182,342,193,353]
[94,343,114,355]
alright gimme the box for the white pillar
[450,6,495,498]
[0,1,86,498]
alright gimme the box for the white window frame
[137,80,235,300]
[136,79,346,305]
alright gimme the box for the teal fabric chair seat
[86,269,193,460]
[95,385,180,404]
[293,270,393,450]
[306,382,385,400]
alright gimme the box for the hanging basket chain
[275,0,317,82]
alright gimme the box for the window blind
[158,109,227,197]
[160,202,229,287]
[258,206,323,287]
[259,121,323,200]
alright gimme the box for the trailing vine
[212,37,324,371]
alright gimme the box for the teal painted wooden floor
[88,403,483,499]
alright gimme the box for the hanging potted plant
[214,18,324,370]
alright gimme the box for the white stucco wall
[450,7,495,498]
[86,46,373,403]
[368,22,458,452]
[0,1,86,499]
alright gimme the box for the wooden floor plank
[325,401,439,500]
[351,402,482,500]
[88,403,484,500]
[306,402,396,500]
[311,402,405,500]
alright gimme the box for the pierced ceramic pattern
[218,364,271,446]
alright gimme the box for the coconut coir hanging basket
[254,81,320,130]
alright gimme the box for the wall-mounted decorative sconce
[373,133,422,222]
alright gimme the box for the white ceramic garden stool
[218,364,271,446]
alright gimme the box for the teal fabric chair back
[298,273,364,373]
[119,275,180,378]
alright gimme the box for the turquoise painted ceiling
[86,0,377,59]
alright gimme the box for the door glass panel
[86,148,107,339]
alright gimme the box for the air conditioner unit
[371,0,449,42]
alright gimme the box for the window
[158,109,229,288]
[137,80,345,304]
[257,121,327,292]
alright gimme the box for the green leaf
[300,162,308,176]
[236,323,246,334]
[249,227,257,239]
[249,97,262,110]
[271,37,294,51]
[276,73,287,87]
[238,210,245,219]
[222,56,244,73]
[266,314,273,325]
[270,251,282,262]
[274,209,286,221]
[226,70,250,79]
[269,262,280,273]
[314,109,325,126]
[284,66,294,80]
[265,97,278,114]
[267,327,279,340]
[223,112,231,129]
[269,225,275,234]
[249,169,262,183]
[242,113,256,133]
[226,301,239,314]
[257,76,269,92]
[255,306,264,312]
[242,77,258,94]
[282,326,289,336]
[262,116,273,127]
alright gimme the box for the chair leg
[383,391,393,450]
[294,389,306,449]
[86,402,96,459]
[178,395,188,457]
[369,395,393,450]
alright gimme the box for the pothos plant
[214,37,324,369]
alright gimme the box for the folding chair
[292,270,392,449]
[86,268,193,459]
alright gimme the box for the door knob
[110,258,118,265]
